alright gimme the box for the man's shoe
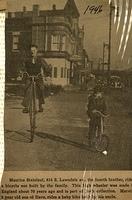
[38,105,43,112]
[22,107,29,113]
[38,104,44,112]
[38,108,43,112]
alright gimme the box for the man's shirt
[24,56,51,77]
[87,94,107,118]
[25,56,43,76]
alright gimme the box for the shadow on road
[36,131,97,153]
[5,129,106,155]
[5,129,98,153]
[5,129,31,143]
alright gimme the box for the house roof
[39,9,65,17]
[7,0,80,17]
[7,0,67,11]
[64,0,80,17]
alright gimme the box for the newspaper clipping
[1,0,132,199]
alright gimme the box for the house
[6,0,89,86]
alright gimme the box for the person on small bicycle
[22,44,51,113]
[87,85,107,146]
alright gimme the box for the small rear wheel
[94,134,109,152]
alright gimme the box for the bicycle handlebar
[92,110,109,118]
[22,72,42,78]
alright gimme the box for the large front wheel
[29,82,36,142]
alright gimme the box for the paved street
[4,89,132,171]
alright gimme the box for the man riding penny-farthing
[21,45,51,142]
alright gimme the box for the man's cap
[30,44,38,49]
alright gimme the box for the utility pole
[98,57,102,72]
[98,59,100,72]
[90,61,93,73]
[103,42,105,72]
[103,43,109,73]
[108,2,113,84]
[108,2,119,84]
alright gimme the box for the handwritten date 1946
[84,5,103,15]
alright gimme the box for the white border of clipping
[0,12,5,185]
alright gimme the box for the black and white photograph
[4,0,132,171]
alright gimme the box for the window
[67,69,70,79]
[51,35,60,51]
[67,16,72,25]
[71,43,75,54]
[61,36,66,51]
[54,67,57,78]
[11,13,15,18]
[61,67,63,78]
[12,32,20,51]
[64,68,66,78]
[51,35,66,51]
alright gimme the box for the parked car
[110,76,122,88]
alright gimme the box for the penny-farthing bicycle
[23,72,41,142]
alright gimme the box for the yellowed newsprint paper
[1,0,132,199]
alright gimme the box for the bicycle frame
[95,116,104,140]
[29,76,37,142]
[91,111,109,152]
[23,72,41,142]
